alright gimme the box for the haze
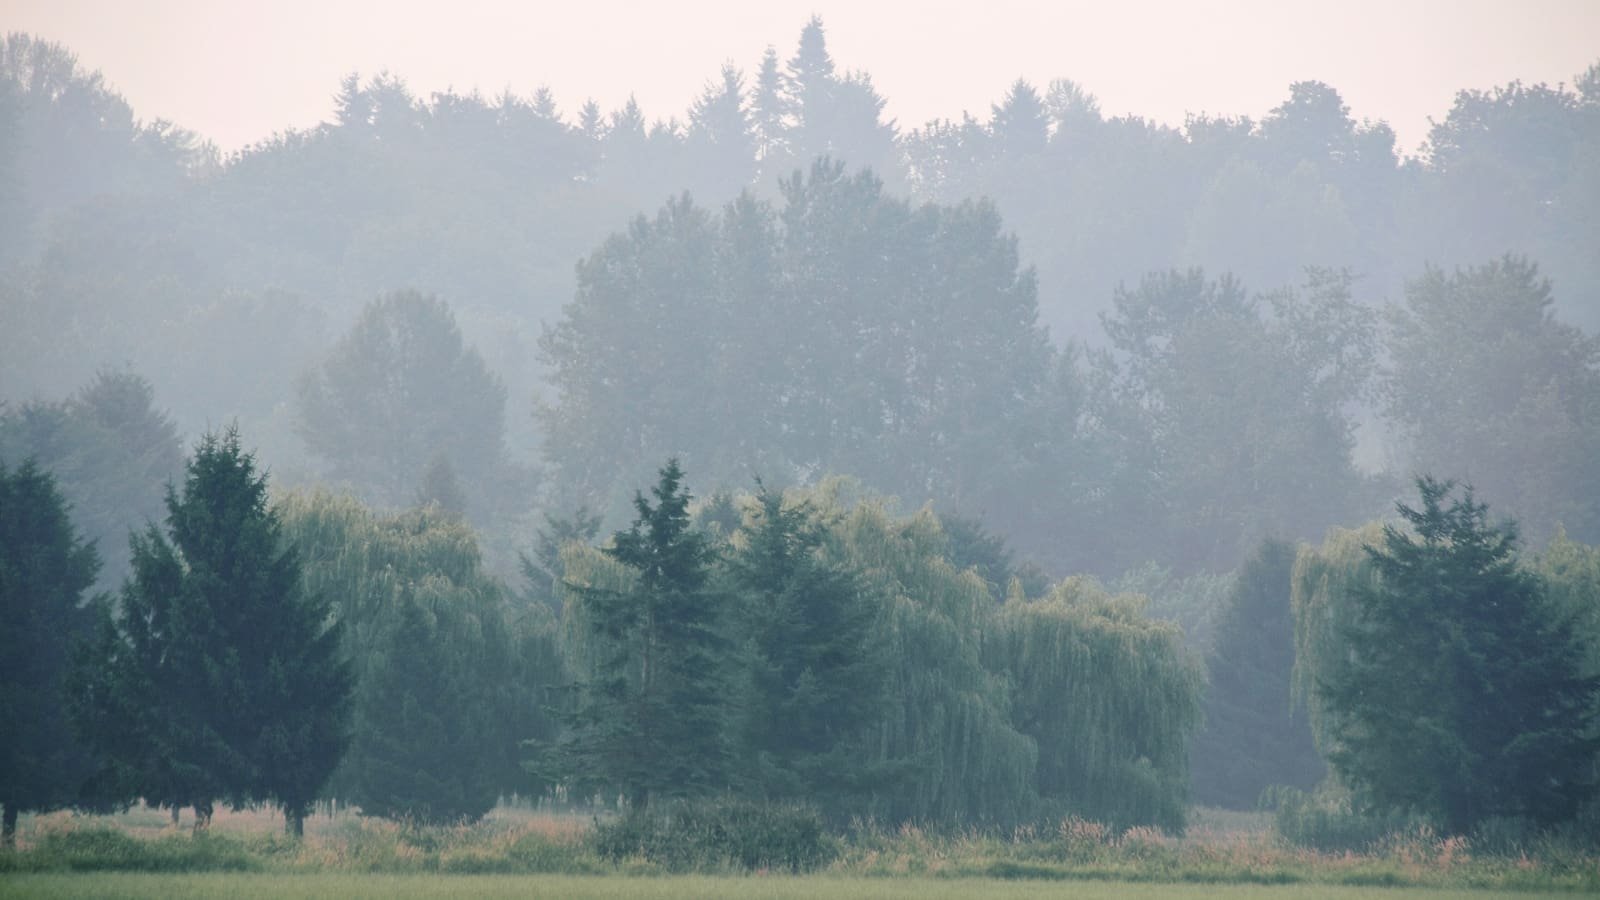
[8,0,1598,154]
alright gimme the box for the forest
[2,16,1599,870]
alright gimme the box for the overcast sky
[8,0,1598,156]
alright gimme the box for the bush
[1,827,258,872]
[589,798,838,872]
[1269,787,1424,853]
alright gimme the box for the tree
[1384,256,1600,545]
[730,485,888,811]
[278,491,556,823]
[1091,267,1378,572]
[995,578,1202,831]
[543,460,732,809]
[0,371,182,592]
[1189,540,1324,809]
[1317,477,1600,834]
[296,290,521,518]
[0,460,101,845]
[76,429,351,835]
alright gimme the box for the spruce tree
[543,459,731,809]
[0,460,101,845]
[77,428,351,835]
[730,486,888,810]
[1320,477,1600,833]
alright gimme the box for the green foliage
[728,486,889,813]
[1190,540,1324,809]
[1269,787,1424,854]
[589,798,837,872]
[542,460,734,809]
[1315,477,1600,834]
[0,827,258,873]
[277,491,559,823]
[996,578,1203,831]
[74,428,352,834]
[827,497,1037,825]
[0,460,102,842]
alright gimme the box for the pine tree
[1319,477,1600,833]
[543,459,732,809]
[77,428,351,835]
[0,460,101,845]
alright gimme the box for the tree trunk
[285,805,305,839]
[170,806,181,827]
[193,800,213,835]
[2,804,17,848]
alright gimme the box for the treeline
[6,438,1598,847]
[2,442,1202,838]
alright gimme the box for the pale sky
[6,0,1598,156]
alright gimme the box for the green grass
[0,873,1568,900]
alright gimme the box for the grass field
[0,873,1568,900]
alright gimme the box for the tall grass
[2,802,1596,891]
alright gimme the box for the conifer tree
[730,486,887,810]
[544,459,731,809]
[0,460,101,845]
[77,428,350,835]
[1319,477,1600,833]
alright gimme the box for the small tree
[0,460,101,845]
[76,428,351,835]
[1319,476,1600,834]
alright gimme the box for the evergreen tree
[76,428,351,835]
[1319,477,1600,833]
[544,460,732,809]
[730,486,888,811]
[0,460,101,845]
[1189,540,1324,808]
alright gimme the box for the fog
[3,7,1600,844]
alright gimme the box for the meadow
[3,804,1597,896]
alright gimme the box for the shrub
[589,798,838,872]
[1269,787,1423,853]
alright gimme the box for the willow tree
[1290,521,1387,753]
[819,488,1037,825]
[994,577,1203,831]
[276,491,557,821]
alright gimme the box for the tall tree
[1091,267,1378,572]
[730,486,888,811]
[1317,477,1600,834]
[1384,256,1600,545]
[278,491,556,823]
[296,290,523,519]
[542,460,732,809]
[0,460,101,845]
[76,429,351,835]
